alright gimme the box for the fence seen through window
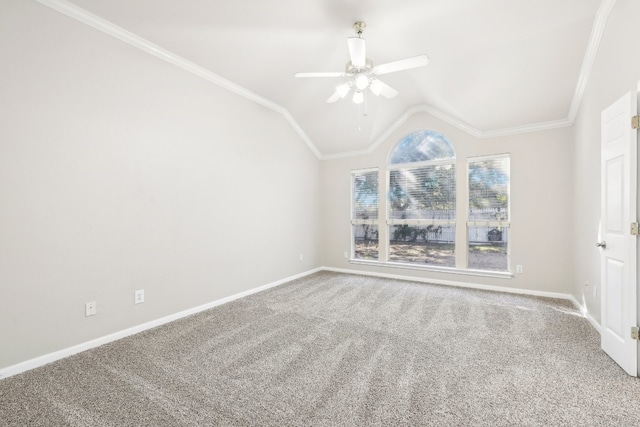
[467,155,510,271]
[350,131,511,273]
[352,169,379,260]
[388,130,456,267]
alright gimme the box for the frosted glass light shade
[355,74,369,90]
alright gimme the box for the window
[389,130,456,164]
[388,131,456,267]
[467,155,510,271]
[349,131,511,276]
[351,169,379,260]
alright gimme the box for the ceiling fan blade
[294,72,346,78]
[369,79,398,98]
[373,54,430,75]
[327,82,352,103]
[347,37,366,67]
[326,91,342,103]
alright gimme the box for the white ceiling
[43,0,607,157]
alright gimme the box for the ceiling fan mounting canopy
[295,21,429,104]
[353,21,366,36]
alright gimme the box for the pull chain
[357,91,368,130]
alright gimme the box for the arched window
[389,130,455,164]
[350,130,511,274]
[387,130,456,267]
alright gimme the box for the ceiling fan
[295,21,429,105]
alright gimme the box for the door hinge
[632,326,639,340]
[633,115,640,129]
[631,222,639,236]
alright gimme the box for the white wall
[320,112,575,294]
[4,0,636,373]
[571,0,640,324]
[0,1,320,369]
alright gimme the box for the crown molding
[321,107,573,160]
[320,148,372,160]
[323,0,614,160]
[567,0,617,124]
[36,0,614,161]
[34,0,323,159]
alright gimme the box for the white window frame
[466,153,511,272]
[348,136,513,279]
[386,158,457,264]
[351,168,379,260]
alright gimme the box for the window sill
[349,259,514,279]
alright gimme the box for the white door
[600,90,638,376]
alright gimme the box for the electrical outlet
[134,289,144,304]
[299,254,304,262]
[344,251,349,259]
[516,265,523,274]
[85,301,96,317]
[593,285,598,299]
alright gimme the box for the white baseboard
[1,266,601,380]
[327,267,604,334]
[324,266,576,301]
[584,311,602,333]
[0,267,322,380]
[566,295,602,333]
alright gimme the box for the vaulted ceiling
[40,0,610,158]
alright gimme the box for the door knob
[596,241,607,249]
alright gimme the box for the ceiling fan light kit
[295,21,429,110]
[355,74,369,90]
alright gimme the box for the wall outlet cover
[134,289,144,304]
[85,302,96,317]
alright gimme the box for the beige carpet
[1,271,639,426]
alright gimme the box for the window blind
[468,156,510,223]
[352,169,378,223]
[388,164,456,223]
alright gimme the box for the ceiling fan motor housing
[345,58,373,75]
